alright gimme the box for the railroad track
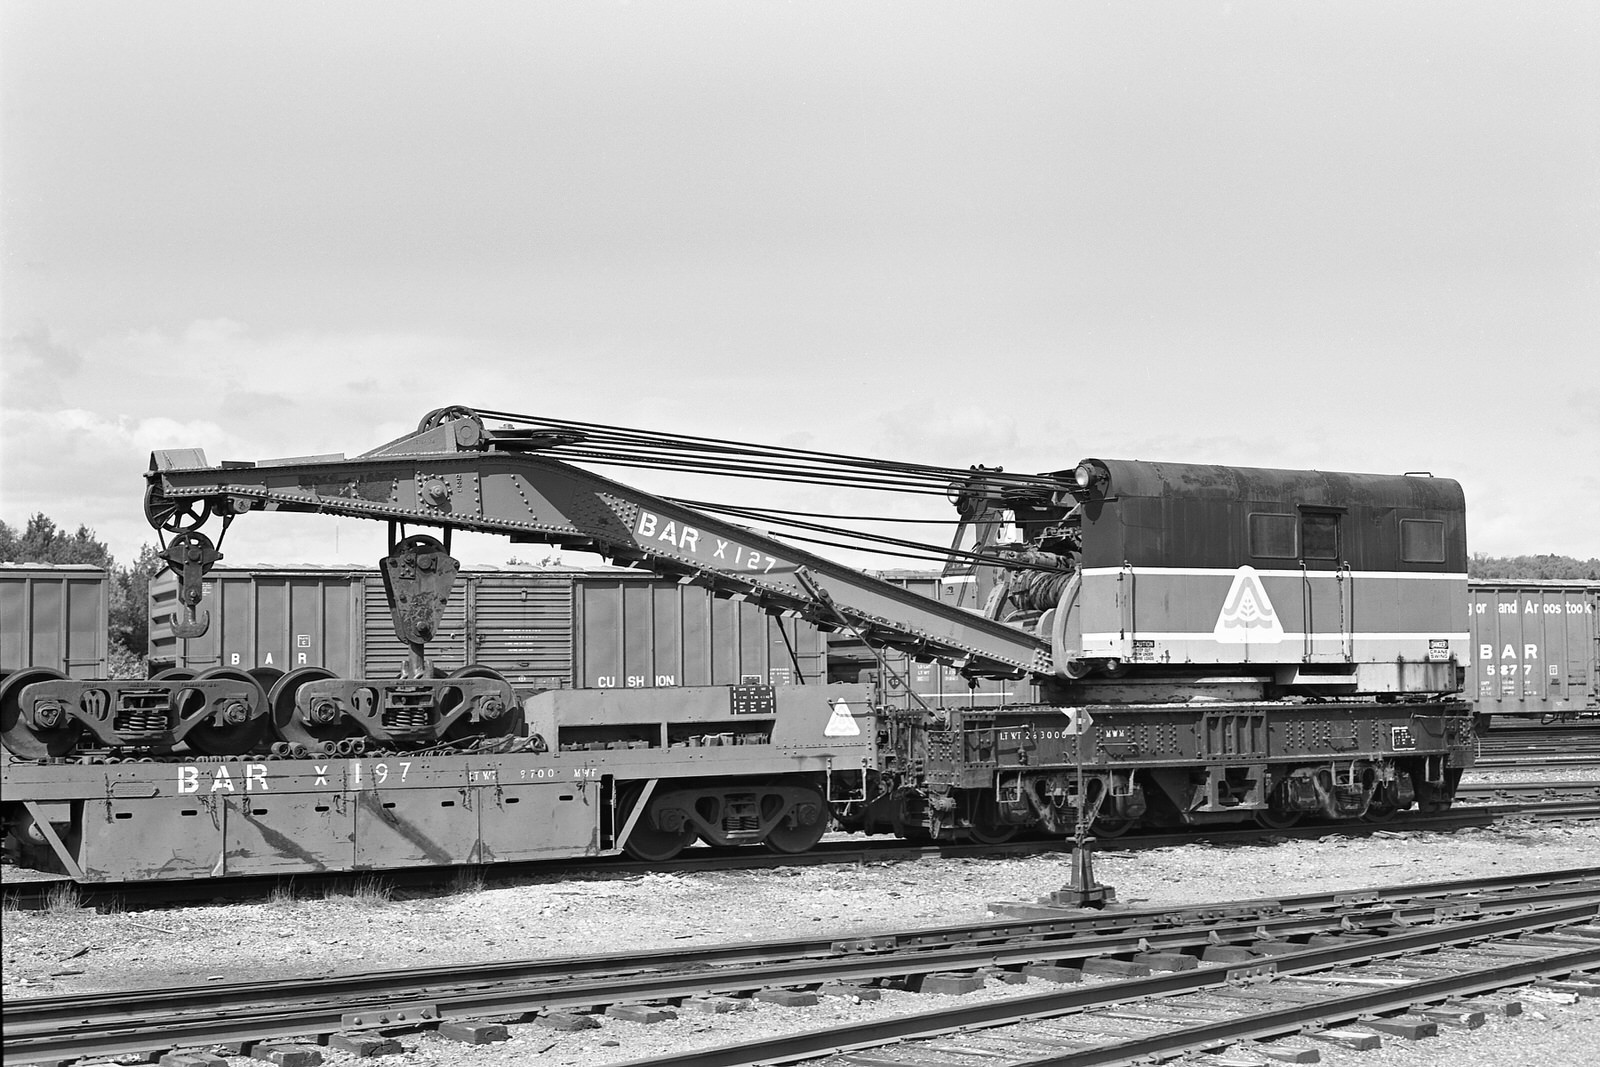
[5,790,1598,911]
[6,868,1599,1067]
[1476,726,1600,769]
[1456,780,1600,804]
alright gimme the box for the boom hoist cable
[470,408,1075,576]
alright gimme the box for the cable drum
[1008,566,1077,613]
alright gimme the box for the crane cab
[1011,460,1468,696]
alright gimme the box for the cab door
[1299,508,1352,663]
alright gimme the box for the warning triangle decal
[1213,566,1284,644]
[824,701,862,737]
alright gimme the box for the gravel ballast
[5,818,1600,1065]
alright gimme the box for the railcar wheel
[441,664,518,742]
[1091,814,1136,838]
[268,666,352,750]
[0,668,80,760]
[152,667,196,681]
[183,667,272,756]
[1360,797,1401,823]
[963,791,1019,845]
[1253,810,1302,831]
[619,785,696,862]
[763,784,830,855]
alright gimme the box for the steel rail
[611,900,1600,1067]
[8,879,1600,1065]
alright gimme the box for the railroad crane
[1,406,1476,878]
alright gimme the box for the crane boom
[146,410,1054,679]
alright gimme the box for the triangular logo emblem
[824,701,862,737]
[1213,566,1284,644]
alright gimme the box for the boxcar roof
[1076,459,1465,512]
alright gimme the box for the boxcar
[0,563,109,680]
[1468,579,1599,724]
[149,565,827,694]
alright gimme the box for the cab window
[1300,512,1340,561]
[1400,519,1446,563]
[1248,513,1297,558]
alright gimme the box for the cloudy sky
[3,1,1596,572]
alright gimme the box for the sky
[3,0,1597,573]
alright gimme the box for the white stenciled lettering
[1525,644,1538,659]
[637,512,658,538]
[680,527,698,551]
[178,766,199,794]
[230,653,242,666]
[314,764,328,786]
[210,766,234,792]
[246,764,269,792]
[714,539,729,559]
[263,652,275,666]
[658,520,678,545]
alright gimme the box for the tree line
[1468,553,1600,581]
